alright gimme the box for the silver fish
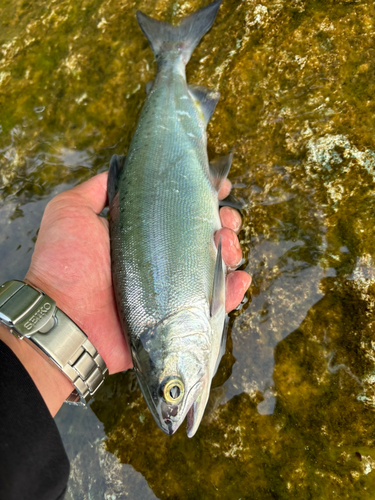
[108,0,232,437]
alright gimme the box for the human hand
[25,172,131,376]
[2,172,250,414]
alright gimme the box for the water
[2,0,375,498]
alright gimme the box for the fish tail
[136,0,222,64]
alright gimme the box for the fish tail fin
[136,0,222,64]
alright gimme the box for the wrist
[0,280,108,415]
[24,271,101,361]
[23,270,131,375]
[24,271,82,332]
[0,323,73,416]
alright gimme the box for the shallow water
[2,0,375,498]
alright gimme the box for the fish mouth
[186,401,196,436]
[158,376,213,437]
[161,400,198,437]
[160,379,202,436]
[135,366,192,436]
[185,378,211,438]
[161,398,202,437]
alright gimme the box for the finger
[214,228,242,269]
[68,172,109,214]
[218,179,232,200]
[225,271,251,313]
[219,206,242,234]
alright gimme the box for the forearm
[0,323,73,416]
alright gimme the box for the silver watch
[0,280,108,405]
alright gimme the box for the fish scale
[116,75,218,333]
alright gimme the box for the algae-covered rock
[2,0,375,498]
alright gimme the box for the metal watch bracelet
[0,280,108,405]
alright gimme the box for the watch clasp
[0,281,56,338]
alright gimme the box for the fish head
[131,307,216,437]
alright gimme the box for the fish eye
[161,378,185,404]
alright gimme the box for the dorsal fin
[210,238,225,318]
[188,84,220,126]
[209,152,233,192]
[108,154,126,205]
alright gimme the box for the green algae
[2,0,375,498]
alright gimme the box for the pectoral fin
[108,154,126,205]
[188,84,220,126]
[209,153,233,192]
[210,238,225,318]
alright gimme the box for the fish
[108,0,233,437]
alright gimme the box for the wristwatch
[0,280,108,405]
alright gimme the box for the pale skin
[0,172,251,416]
